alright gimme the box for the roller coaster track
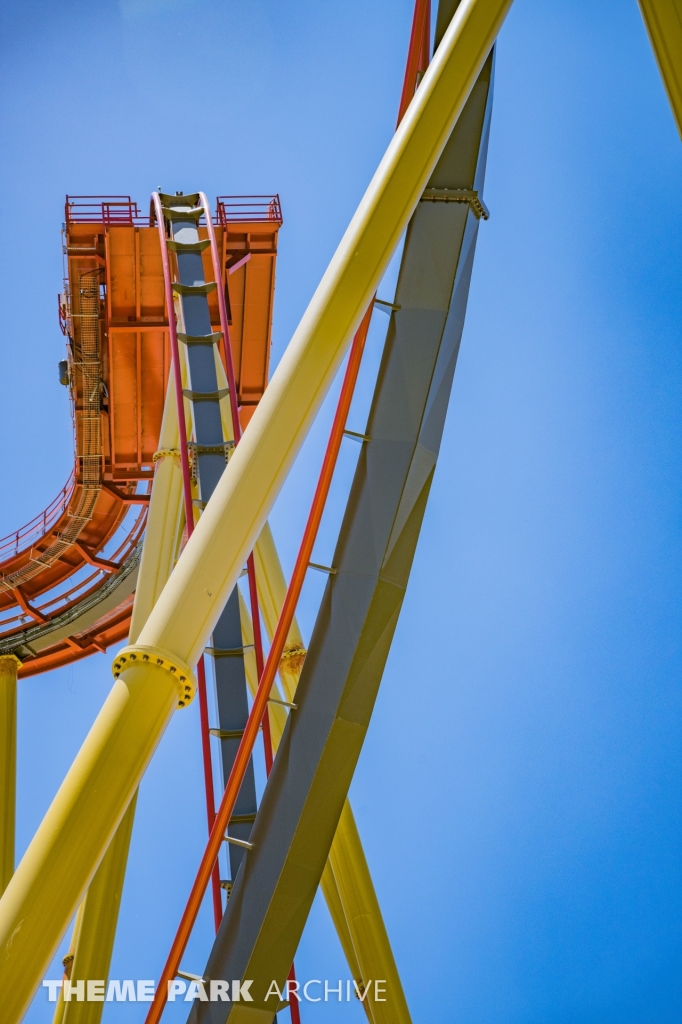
[0,195,281,676]
[0,4,680,1024]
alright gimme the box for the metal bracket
[373,298,401,314]
[161,206,203,222]
[176,970,205,983]
[182,388,230,402]
[176,331,223,346]
[210,727,261,739]
[171,281,217,297]
[226,252,251,275]
[308,562,338,575]
[166,238,211,254]
[187,440,234,479]
[420,187,489,220]
[205,644,254,658]
[223,834,253,851]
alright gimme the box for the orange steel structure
[0,195,281,677]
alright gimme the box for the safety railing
[0,472,75,563]
[0,499,147,636]
[216,195,283,225]
[65,196,147,226]
[65,194,283,228]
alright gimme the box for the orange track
[1,195,281,677]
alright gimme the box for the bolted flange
[112,644,196,708]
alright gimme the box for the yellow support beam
[639,0,682,137]
[0,3,514,1014]
[251,525,410,1024]
[54,380,187,1024]
[54,796,137,1024]
[0,654,19,896]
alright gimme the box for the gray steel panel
[188,49,495,1024]
[169,209,258,878]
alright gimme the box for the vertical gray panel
[188,49,495,1024]
[168,202,258,885]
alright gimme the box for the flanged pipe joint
[112,646,196,708]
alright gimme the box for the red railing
[65,194,283,229]
[65,196,146,226]
[0,472,75,562]
[216,195,282,225]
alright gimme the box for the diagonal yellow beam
[0,3,514,1015]
[638,0,682,137]
[248,523,411,1024]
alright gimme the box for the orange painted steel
[0,196,281,677]
[144,302,373,1024]
[398,0,431,125]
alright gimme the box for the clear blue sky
[2,1,682,1021]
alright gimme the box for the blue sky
[2,0,682,1022]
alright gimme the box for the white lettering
[232,980,253,1002]
[137,980,155,1002]
[325,980,342,1002]
[185,980,209,1002]
[354,980,371,1002]
[107,979,136,1001]
[168,980,187,1001]
[286,979,301,1002]
[64,980,85,1002]
[375,980,386,1002]
[347,980,352,1002]
[210,980,230,1001]
[43,980,63,1002]
[87,980,105,1002]
[303,980,321,1002]
[265,980,284,1002]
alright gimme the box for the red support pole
[287,964,302,1024]
[396,0,431,127]
[196,656,223,931]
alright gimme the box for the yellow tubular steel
[0,655,19,895]
[54,381,186,1024]
[325,803,408,1024]
[639,0,682,137]
[129,381,185,643]
[251,527,408,1024]
[0,5,513,1013]
[253,522,306,701]
[59,795,137,1024]
[52,900,85,1024]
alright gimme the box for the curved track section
[0,195,281,676]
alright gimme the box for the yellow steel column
[0,4,514,1014]
[325,804,408,1024]
[54,796,137,1024]
[0,654,19,895]
[639,0,682,137]
[253,522,307,700]
[54,381,186,1024]
[252,526,409,1024]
